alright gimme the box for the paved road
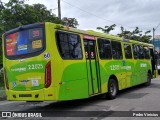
[0,77,160,120]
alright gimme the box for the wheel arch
[148,69,151,75]
[109,74,119,90]
[148,69,152,78]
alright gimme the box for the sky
[2,0,160,36]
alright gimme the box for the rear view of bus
[2,23,53,101]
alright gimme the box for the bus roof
[51,22,153,46]
[3,22,153,47]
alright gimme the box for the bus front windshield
[5,27,45,58]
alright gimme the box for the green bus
[2,22,158,101]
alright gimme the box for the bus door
[83,35,101,95]
[123,43,133,87]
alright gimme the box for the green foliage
[0,68,4,87]
[97,24,116,34]
[0,0,62,34]
[97,24,151,43]
[0,39,2,65]
[62,17,79,28]
[117,26,151,43]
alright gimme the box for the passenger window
[138,45,144,59]
[144,46,150,59]
[98,39,112,59]
[124,44,132,59]
[132,44,138,59]
[111,41,123,59]
[56,32,82,59]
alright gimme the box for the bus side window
[132,44,138,59]
[56,32,82,59]
[98,38,112,59]
[111,41,123,59]
[124,44,132,59]
[144,46,150,59]
[57,33,70,58]
[138,45,144,59]
[69,34,82,59]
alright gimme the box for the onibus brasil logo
[1,112,42,118]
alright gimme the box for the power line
[62,0,136,28]
[61,0,143,30]
[61,0,122,26]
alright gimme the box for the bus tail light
[4,68,9,89]
[45,61,51,88]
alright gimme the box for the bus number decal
[110,65,120,71]
[28,64,43,70]
[140,63,147,67]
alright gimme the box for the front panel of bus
[3,23,56,101]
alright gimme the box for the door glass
[89,41,95,59]
[84,41,88,59]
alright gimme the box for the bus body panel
[4,59,47,91]
[58,62,89,100]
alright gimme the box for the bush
[0,68,4,87]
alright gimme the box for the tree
[117,26,151,43]
[0,0,63,33]
[62,17,79,28]
[117,26,131,39]
[139,30,152,43]
[0,0,5,65]
[97,24,116,34]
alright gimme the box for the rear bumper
[6,87,57,101]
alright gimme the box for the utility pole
[58,0,61,20]
[153,23,160,65]
[153,28,155,52]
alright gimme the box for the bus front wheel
[106,79,118,100]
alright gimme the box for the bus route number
[110,65,120,71]
[28,64,43,70]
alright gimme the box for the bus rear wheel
[145,73,151,86]
[106,79,118,100]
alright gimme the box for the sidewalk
[0,87,6,101]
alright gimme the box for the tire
[145,73,151,86]
[106,79,118,100]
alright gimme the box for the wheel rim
[110,82,116,95]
